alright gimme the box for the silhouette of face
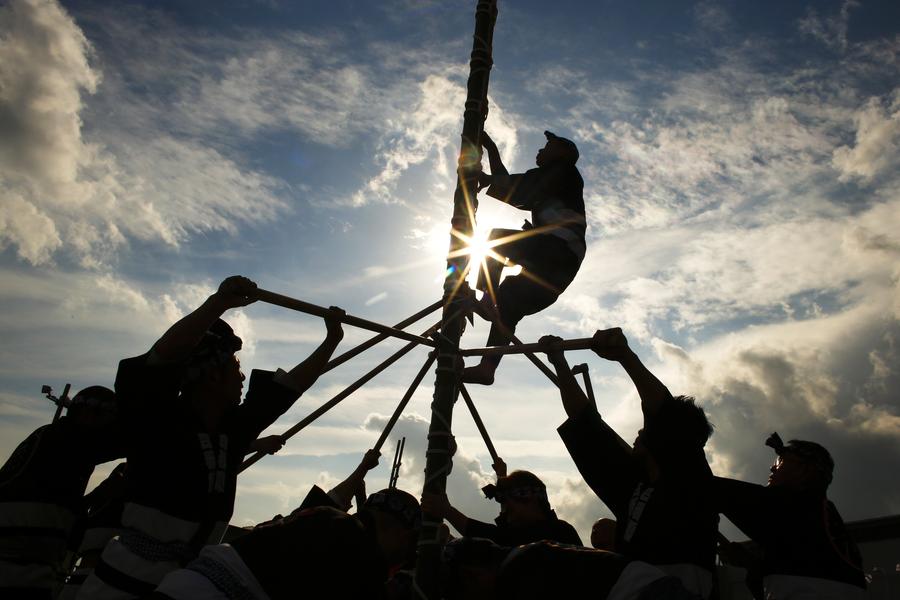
[499,495,544,527]
[535,139,570,167]
[767,453,813,488]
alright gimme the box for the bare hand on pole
[540,334,592,419]
[329,448,381,511]
[492,457,507,478]
[248,435,285,455]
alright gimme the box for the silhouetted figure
[421,469,582,547]
[543,329,717,598]
[293,449,423,591]
[0,386,123,599]
[149,506,384,600]
[60,462,128,600]
[441,538,701,600]
[79,276,345,599]
[591,517,617,551]
[462,130,586,385]
[712,432,867,599]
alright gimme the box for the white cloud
[832,91,900,182]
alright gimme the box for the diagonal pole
[239,320,442,472]
[325,300,442,372]
[458,383,499,465]
[256,289,438,348]
[373,353,438,453]
[415,2,498,597]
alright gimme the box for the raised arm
[327,449,381,511]
[480,131,510,191]
[540,335,595,418]
[153,276,258,362]
[284,307,345,393]
[591,328,672,419]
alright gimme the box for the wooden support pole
[239,320,442,472]
[373,353,437,453]
[415,1,498,597]
[571,363,596,405]
[458,383,500,465]
[255,289,438,348]
[460,336,594,357]
[325,300,442,373]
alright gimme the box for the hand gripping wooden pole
[571,363,596,405]
[255,289,438,348]
[458,383,500,465]
[239,320,442,472]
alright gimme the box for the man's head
[536,131,579,167]
[67,385,118,427]
[363,488,421,566]
[633,395,713,475]
[590,518,616,551]
[182,319,245,414]
[765,432,834,492]
[484,470,552,527]
[441,537,511,600]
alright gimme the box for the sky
[1,0,899,542]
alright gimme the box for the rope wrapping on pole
[239,319,443,472]
[255,289,438,348]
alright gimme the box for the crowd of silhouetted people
[0,274,870,599]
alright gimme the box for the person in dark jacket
[0,385,123,599]
[543,329,717,598]
[149,506,384,600]
[421,469,582,547]
[463,130,586,386]
[712,432,866,599]
[79,275,345,599]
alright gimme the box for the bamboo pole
[415,1,498,597]
[239,320,442,472]
[460,336,594,356]
[373,353,437,453]
[256,289,437,348]
[571,363,595,405]
[325,300,442,372]
[458,383,499,464]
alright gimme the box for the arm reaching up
[328,449,381,512]
[284,306,345,393]
[591,328,672,419]
[154,276,257,361]
[480,131,511,193]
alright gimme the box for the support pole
[458,384,499,465]
[373,353,438,453]
[239,320,442,472]
[460,336,594,357]
[326,300,442,372]
[571,363,596,405]
[415,2,498,597]
[256,289,438,348]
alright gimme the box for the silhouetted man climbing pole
[463,130,586,385]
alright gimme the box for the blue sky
[1,0,899,541]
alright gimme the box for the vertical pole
[414,1,498,597]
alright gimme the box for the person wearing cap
[79,276,346,599]
[542,328,718,598]
[0,386,124,599]
[711,432,867,599]
[421,469,582,547]
[462,129,587,386]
